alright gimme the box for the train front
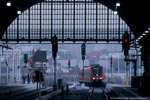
[91,65,105,86]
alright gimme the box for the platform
[0,83,36,99]
[110,84,150,100]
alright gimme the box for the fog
[0,43,143,85]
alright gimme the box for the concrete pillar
[16,51,18,83]
[118,57,119,74]
[147,55,150,77]
[12,50,15,83]
[6,55,8,84]
[18,50,21,82]
[129,63,131,84]
[143,54,150,77]
[139,48,150,93]
[125,62,129,85]
[0,55,1,84]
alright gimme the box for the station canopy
[1,0,149,43]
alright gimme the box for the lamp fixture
[140,36,143,38]
[17,10,21,15]
[116,2,120,7]
[114,10,118,14]
[6,1,11,7]
[142,33,146,36]
[140,46,142,49]
[145,30,149,33]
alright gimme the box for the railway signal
[110,56,113,82]
[81,43,86,87]
[110,57,113,66]
[81,43,86,60]
[29,61,33,67]
[52,35,58,59]
[68,60,71,68]
[51,35,58,91]
[35,71,44,82]
[52,40,58,53]
[30,61,32,64]
[122,31,130,56]
[24,54,28,64]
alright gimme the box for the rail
[87,88,94,100]
[101,87,109,100]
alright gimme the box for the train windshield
[92,66,102,76]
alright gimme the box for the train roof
[84,66,90,68]
[91,64,101,67]
[80,65,103,70]
[80,64,102,70]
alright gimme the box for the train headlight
[92,77,95,80]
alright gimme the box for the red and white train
[79,64,105,86]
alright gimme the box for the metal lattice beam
[2,1,135,43]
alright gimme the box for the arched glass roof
[2,0,134,43]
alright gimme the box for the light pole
[5,57,8,84]
[35,61,46,100]
[16,48,21,83]
[126,62,129,85]
[110,56,113,82]
[12,48,15,83]
[39,62,43,100]
[118,56,119,74]
[54,58,57,90]
[68,55,71,82]
[82,60,84,83]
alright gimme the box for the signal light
[53,42,56,45]
[68,60,71,68]
[110,57,113,67]
[125,39,128,42]
[122,31,130,56]
[111,60,113,64]
[122,31,130,55]
[24,54,28,64]
[81,43,86,60]
[29,61,33,67]
[110,57,113,64]
[68,60,70,65]
[52,35,58,53]
[30,61,32,64]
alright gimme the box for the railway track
[87,87,109,100]
[0,87,53,100]
[87,88,94,100]
[102,87,109,100]
[44,84,111,100]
